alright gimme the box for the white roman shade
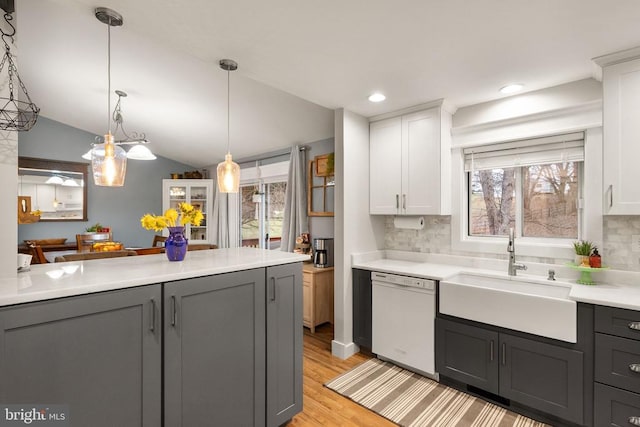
[464,132,584,172]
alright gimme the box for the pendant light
[83,90,156,161]
[91,7,127,187]
[216,59,240,193]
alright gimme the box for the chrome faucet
[507,228,527,276]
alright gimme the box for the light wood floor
[287,324,396,427]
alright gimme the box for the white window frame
[238,160,289,248]
[451,128,602,260]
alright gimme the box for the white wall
[1,16,18,278]
[332,108,384,359]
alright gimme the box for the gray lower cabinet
[594,305,640,427]
[500,333,584,424]
[594,383,640,427]
[164,269,266,427]
[436,318,499,394]
[266,263,303,427]
[352,268,372,349]
[436,317,585,425]
[0,285,162,427]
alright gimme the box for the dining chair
[76,232,113,252]
[28,244,48,264]
[54,250,137,262]
[187,244,218,251]
[152,235,167,247]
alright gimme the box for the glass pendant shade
[92,132,127,186]
[81,149,93,160]
[217,153,240,193]
[45,176,64,185]
[126,144,156,160]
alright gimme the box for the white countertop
[1,248,308,307]
[352,250,640,311]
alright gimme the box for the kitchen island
[0,248,306,427]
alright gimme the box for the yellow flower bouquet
[140,202,204,231]
[140,202,204,261]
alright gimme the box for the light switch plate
[632,235,640,253]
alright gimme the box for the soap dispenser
[589,248,602,268]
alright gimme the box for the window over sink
[464,132,584,242]
[450,128,602,260]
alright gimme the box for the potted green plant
[573,240,594,267]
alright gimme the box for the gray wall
[306,137,334,240]
[18,117,193,248]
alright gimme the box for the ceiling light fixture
[368,93,386,103]
[82,90,156,161]
[45,176,64,185]
[216,59,240,193]
[500,84,524,94]
[91,7,127,187]
[0,9,39,131]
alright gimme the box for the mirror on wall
[18,157,88,222]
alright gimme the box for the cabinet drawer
[594,383,640,427]
[596,333,640,394]
[596,306,640,341]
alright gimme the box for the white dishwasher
[371,271,436,377]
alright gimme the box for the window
[465,132,584,240]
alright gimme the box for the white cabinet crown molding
[369,98,457,122]
[451,100,602,148]
[593,46,640,68]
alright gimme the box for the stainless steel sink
[440,272,577,342]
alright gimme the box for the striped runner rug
[325,358,550,427]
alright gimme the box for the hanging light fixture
[216,59,240,193]
[91,7,127,187]
[0,8,39,131]
[82,90,155,161]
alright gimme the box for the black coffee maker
[313,238,334,268]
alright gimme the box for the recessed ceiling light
[368,93,386,102]
[500,84,524,94]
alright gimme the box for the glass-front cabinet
[162,179,214,244]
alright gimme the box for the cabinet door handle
[490,340,494,362]
[629,322,640,331]
[630,364,640,373]
[501,343,506,366]
[396,194,399,210]
[149,298,156,332]
[608,184,613,209]
[171,295,177,326]
[270,277,276,301]
[629,416,640,426]
[402,194,406,210]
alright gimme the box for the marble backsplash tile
[384,216,640,272]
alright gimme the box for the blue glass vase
[165,226,188,261]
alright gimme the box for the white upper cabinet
[369,103,452,215]
[370,116,402,214]
[596,48,640,214]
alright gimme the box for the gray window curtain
[207,182,231,248]
[281,145,308,252]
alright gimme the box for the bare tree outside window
[523,162,578,238]
[469,162,579,239]
[470,168,515,236]
[240,181,287,249]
